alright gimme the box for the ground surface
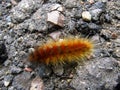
[0,0,120,90]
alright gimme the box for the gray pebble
[67,19,76,31]
[17,62,24,68]
[65,0,78,8]
[3,35,13,44]
[100,29,111,41]
[4,60,11,66]
[44,79,55,90]
[10,65,22,74]
[104,14,112,23]
[88,23,102,30]
[38,65,52,77]
[115,12,120,20]
[8,86,14,90]
[89,1,106,10]
[4,75,14,87]
[6,16,11,22]
[53,65,64,76]
[92,49,103,58]
[90,9,103,21]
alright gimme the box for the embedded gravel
[0,0,120,90]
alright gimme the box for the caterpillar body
[29,37,93,65]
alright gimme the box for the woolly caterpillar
[28,36,93,65]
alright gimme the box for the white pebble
[82,11,91,21]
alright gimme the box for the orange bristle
[29,37,93,65]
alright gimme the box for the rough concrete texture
[0,0,120,90]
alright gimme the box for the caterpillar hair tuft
[29,36,93,65]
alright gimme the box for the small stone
[47,11,64,27]
[101,49,110,57]
[0,34,3,40]
[6,3,12,8]
[82,11,91,21]
[92,49,102,58]
[106,67,113,72]
[88,23,102,30]
[10,65,22,74]
[65,0,78,8]
[74,8,82,19]
[17,62,24,68]
[101,0,107,3]
[8,86,15,90]
[17,37,23,43]
[91,35,101,43]
[4,60,11,66]
[30,76,44,90]
[88,0,94,4]
[48,31,61,40]
[7,22,14,28]
[114,39,120,44]
[116,12,120,20]
[67,19,76,31]
[44,79,54,90]
[38,65,52,77]
[4,81,9,87]
[6,16,11,22]
[104,14,112,23]
[100,30,111,41]
[57,80,69,89]
[28,48,35,54]
[113,48,120,58]
[19,51,27,59]
[53,65,64,76]
[90,9,103,21]
[89,1,106,10]
[4,75,13,87]
[76,20,88,29]
[3,35,13,44]
[111,33,118,39]
[11,0,18,5]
